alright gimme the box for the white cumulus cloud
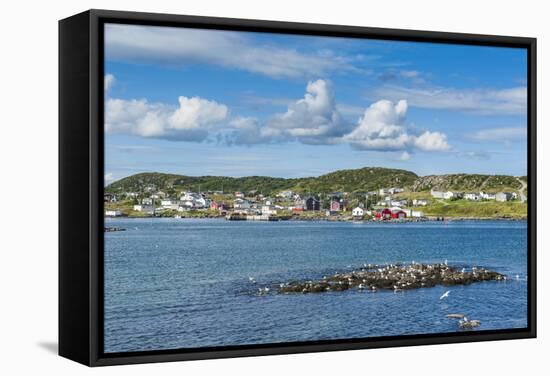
[414,130,450,151]
[105,93,228,141]
[168,96,228,130]
[104,74,450,155]
[343,99,450,152]
[262,79,347,144]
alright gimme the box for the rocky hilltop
[412,174,523,192]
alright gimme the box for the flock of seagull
[245,260,524,330]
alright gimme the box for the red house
[211,201,229,213]
[375,208,392,220]
[391,210,407,219]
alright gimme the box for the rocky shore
[279,262,506,294]
[104,227,126,232]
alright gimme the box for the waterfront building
[352,207,364,217]
[105,210,122,217]
[234,198,251,209]
[304,196,320,211]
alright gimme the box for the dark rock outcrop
[279,263,506,294]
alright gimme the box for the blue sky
[104,23,527,183]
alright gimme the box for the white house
[104,193,117,203]
[443,191,463,200]
[261,205,278,215]
[133,204,154,213]
[390,199,407,207]
[234,198,251,209]
[407,210,424,218]
[352,207,364,217]
[412,199,428,206]
[195,197,208,208]
[464,193,481,201]
[142,197,153,205]
[480,191,496,200]
[179,200,194,209]
[105,210,122,217]
[161,199,176,207]
[496,192,513,202]
[431,189,445,199]
[446,191,459,199]
[388,187,404,194]
[234,191,245,198]
[179,192,209,208]
[432,190,462,199]
[161,199,181,210]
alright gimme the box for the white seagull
[440,290,450,300]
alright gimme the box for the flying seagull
[440,290,450,300]
[446,313,465,319]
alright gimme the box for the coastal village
[104,182,527,222]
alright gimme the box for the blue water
[104,219,528,353]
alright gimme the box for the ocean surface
[104,218,528,353]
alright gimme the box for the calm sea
[104,218,528,353]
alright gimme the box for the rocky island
[278,262,506,294]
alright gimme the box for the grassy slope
[421,200,527,218]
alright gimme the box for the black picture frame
[59,9,537,367]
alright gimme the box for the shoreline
[105,215,527,222]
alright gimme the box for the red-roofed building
[375,208,392,220]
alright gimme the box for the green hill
[106,172,297,195]
[106,168,526,196]
[106,167,418,195]
[291,167,418,193]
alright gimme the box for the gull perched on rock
[446,313,481,329]
[459,316,481,329]
[257,287,270,296]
